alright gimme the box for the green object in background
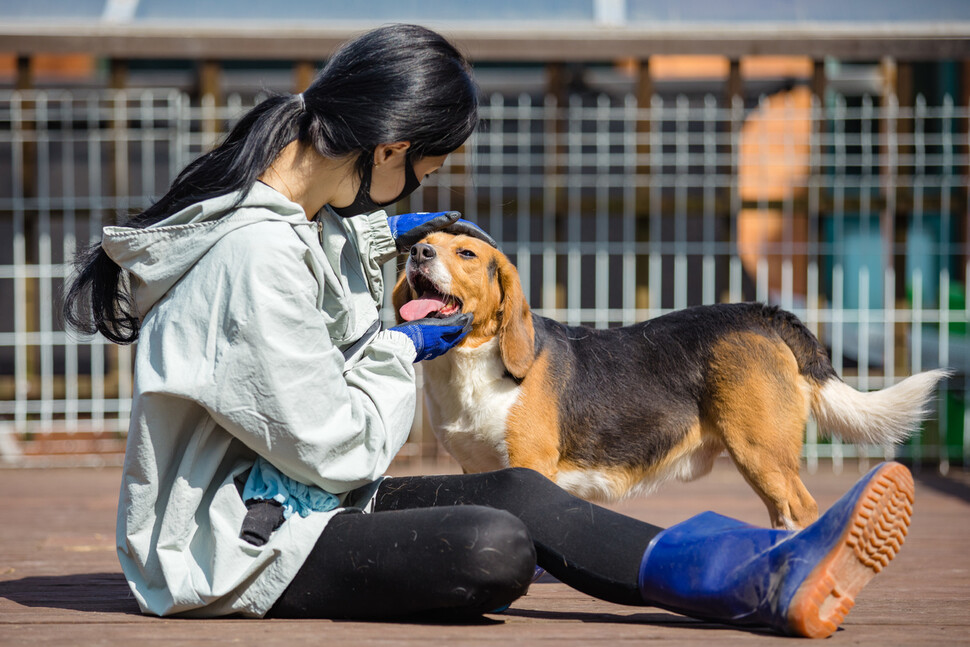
[917,389,967,466]
[906,278,967,337]
[944,280,967,337]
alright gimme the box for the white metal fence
[1,88,967,469]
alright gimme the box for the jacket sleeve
[343,210,399,295]
[170,223,417,494]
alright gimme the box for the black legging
[268,468,663,619]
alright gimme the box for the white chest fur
[421,338,522,473]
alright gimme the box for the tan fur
[704,332,818,529]
[503,350,561,478]
[496,257,535,379]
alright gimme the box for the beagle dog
[393,231,948,529]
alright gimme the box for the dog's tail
[812,369,951,445]
[762,304,951,446]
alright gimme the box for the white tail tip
[814,368,952,445]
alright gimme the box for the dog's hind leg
[723,419,819,530]
[706,333,819,530]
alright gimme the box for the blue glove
[386,211,496,252]
[390,312,473,362]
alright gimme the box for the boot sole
[786,462,914,639]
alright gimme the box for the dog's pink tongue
[400,297,447,322]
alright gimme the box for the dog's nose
[410,243,436,264]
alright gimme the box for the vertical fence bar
[859,95,875,409]
[622,94,637,325]
[882,94,898,421]
[63,93,79,432]
[566,95,581,325]
[754,94,770,303]
[488,93,504,244]
[938,95,955,474]
[89,94,105,432]
[595,94,610,328]
[912,95,927,377]
[37,94,54,431]
[965,98,970,469]
[780,92,795,310]
[804,92,821,472]
[516,94,533,303]
[173,90,189,182]
[115,92,138,431]
[542,94,558,314]
[702,95,717,305]
[673,95,688,311]
[807,93,822,331]
[729,95,744,302]
[12,93,28,439]
[141,91,154,210]
[831,94,849,472]
[648,96,662,315]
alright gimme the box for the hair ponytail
[63,24,479,344]
[63,94,306,344]
[63,244,137,344]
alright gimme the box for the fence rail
[1,88,967,470]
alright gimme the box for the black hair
[63,23,479,344]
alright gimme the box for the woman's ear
[391,272,412,325]
[374,141,411,166]
[497,257,535,379]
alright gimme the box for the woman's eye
[458,249,477,259]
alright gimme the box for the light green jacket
[101,182,416,617]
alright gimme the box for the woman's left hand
[387,211,496,252]
[389,312,473,362]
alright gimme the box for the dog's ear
[391,271,411,325]
[497,256,535,379]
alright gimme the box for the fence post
[198,59,223,145]
[294,60,315,93]
[727,62,744,303]
[635,59,652,312]
[14,59,39,406]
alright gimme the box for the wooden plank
[1,461,968,646]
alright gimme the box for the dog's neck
[424,336,508,387]
[422,336,521,473]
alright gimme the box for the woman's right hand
[387,211,496,252]
[389,312,473,361]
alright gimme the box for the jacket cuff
[363,211,399,266]
[384,329,418,363]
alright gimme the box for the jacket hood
[101,182,312,317]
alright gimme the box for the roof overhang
[3,21,969,61]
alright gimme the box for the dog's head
[392,231,535,378]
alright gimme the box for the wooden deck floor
[1,459,968,646]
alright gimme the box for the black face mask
[329,155,421,218]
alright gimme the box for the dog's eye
[457,249,477,259]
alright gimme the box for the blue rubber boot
[638,462,914,638]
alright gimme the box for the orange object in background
[0,53,95,84]
[736,85,813,301]
[617,55,812,82]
